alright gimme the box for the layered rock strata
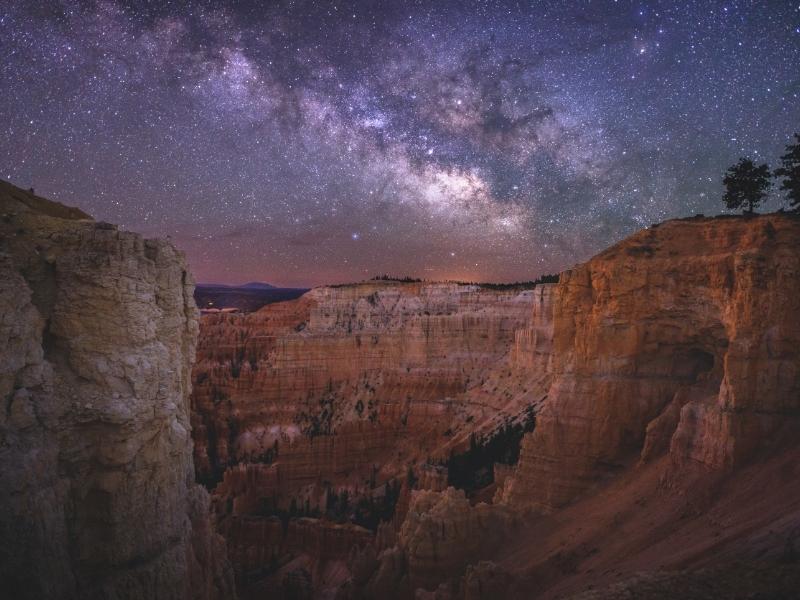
[502,214,800,511]
[191,281,549,593]
[0,181,234,600]
[189,210,800,598]
[192,282,538,484]
[339,214,800,599]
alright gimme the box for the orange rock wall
[503,214,800,511]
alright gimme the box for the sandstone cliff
[334,213,800,599]
[502,214,800,512]
[0,181,234,600]
[187,210,800,599]
[192,282,537,483]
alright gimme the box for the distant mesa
[199,281,277,290]
[240,281,277,290]
[195,281,308,313]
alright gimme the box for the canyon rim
[2,181,799,599]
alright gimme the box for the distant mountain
[195,282,308,313]
[240,281,276,290]
[197,281,276,289]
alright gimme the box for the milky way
[2,1,798,286]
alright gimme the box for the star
[0,0,796,287]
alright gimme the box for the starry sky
[2,1,798,287]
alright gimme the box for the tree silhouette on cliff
[775,133,800,211]
[723,158,772,214]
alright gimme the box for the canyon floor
[2,180,800,599]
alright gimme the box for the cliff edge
[358,213,800,599]
[0,181,235,599]
[503,213,800,512]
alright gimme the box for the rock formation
[191,280,546,594]
[0,181,234,600]
[192,282,538,483]
[502,214,800,512]
[193,212,800,599]
[368,487,514,594]
[5,175,797,600]
[389,213,800,600]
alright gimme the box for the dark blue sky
[2,1,798,286]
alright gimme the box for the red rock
[191,281,539,592]
[503,214,800,512]
[192,282,536,483]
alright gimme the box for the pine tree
[775,133,800,211]
[722,157,771,214]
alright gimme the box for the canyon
[192,210,800,598]
[2,179,799,599]
[191,280,548,597]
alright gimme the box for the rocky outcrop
[397,488,513,591]
[503,214,800,511]
[190,209,799,598]
[0,181,234,599]
[360,488,514,598]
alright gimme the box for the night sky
[2,1,798,287]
